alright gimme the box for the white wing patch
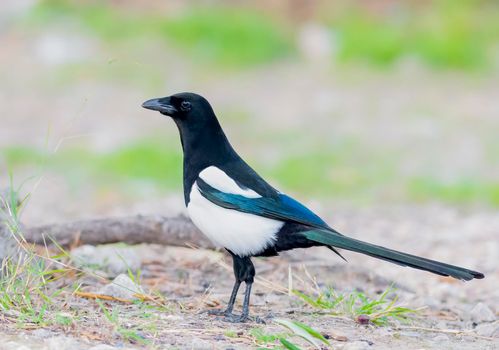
[187,167,283,256]
[198,166,260,198]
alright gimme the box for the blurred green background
[1,0,499,223]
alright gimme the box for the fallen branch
[22,214,216,249]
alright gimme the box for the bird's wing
[195,172,485,280]
[196,177,334,231]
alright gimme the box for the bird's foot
[219,314,266,324]
[221,313,249,323]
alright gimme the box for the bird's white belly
[187,183,283,256]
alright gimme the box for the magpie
[142,92,484,323]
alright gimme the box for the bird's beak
[142,97,178,115]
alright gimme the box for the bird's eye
[180,101,191,112]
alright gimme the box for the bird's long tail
[303,229,484,281]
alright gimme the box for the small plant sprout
[275,319,330,349]
[294,285,417,326]
[250,320,329,350]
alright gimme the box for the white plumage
[198,166,260,198]
[187,166,283,256]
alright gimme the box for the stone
[475,322,499,337]
[98,274,144,300]
[330,331,348,342]
[433,334,450,342]
[356,314,370,325]
[71,244,141,277]
[470,303,496,323]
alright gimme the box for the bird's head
[142,92,231,154]
[142,92,215,125]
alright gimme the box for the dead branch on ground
[22,215,216,249]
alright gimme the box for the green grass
[267,149,394,198]
[331,0,499,70]
[409,177,499,207]
[24,0,499,71]
[250,327,285,344]
[2,140,183,193]
[160,9,293,67]
[3,139,499,207]
[0,187,73,327]
[294,286,417,326]
[27,0,293,68]
[96,300,150,345]
[250,319,329,350]
[0,180,169,344]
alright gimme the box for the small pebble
[329,332,348,342]
[475,322,499,337]
[98,274,144,300]
[470,302,496,323]
[433,334,449,342]
[356,314,370,325]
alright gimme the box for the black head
[142,92,216,126]
[142,92,233,162]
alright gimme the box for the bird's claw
[207,309,248,323]
[220,313,249,323]
[217,314,265,324]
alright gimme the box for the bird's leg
[222,255,255,323]
[240,281,252,319]
[208,280,240,316]
[224,281,253,323]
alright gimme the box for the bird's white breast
[186,166,283,256]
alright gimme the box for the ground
[1,205,498,349]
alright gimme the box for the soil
[1,205,498,349]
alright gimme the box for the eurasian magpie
[142,92,484,323]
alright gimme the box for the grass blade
[280,338,303,350]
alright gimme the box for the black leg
[226,280,241,313]
[221,253,255,323]
[240,281,252,319]
[208,280,240,316]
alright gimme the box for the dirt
[1,204,498,350]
